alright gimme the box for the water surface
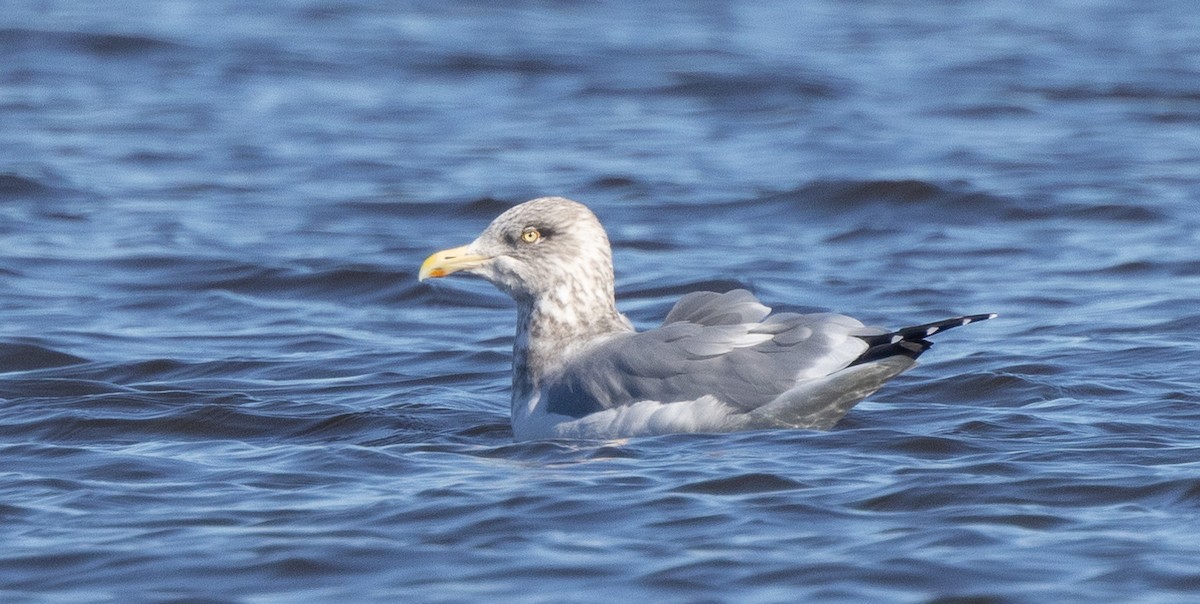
[3,1,1200,602]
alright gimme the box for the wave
[1035,83,1200,103]
[0,28,182,57]
[0,174,57,200]
[0,372,490,445]
[0,343,88,373]
[773,179,1011,216]
[660,69,847,102]
[103,255,416,304]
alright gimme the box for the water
[2,1,1200,601]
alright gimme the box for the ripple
[0,28,182,57]
[744,179,1014,224]
[0,173,56,199]
[0,343,88,372]
[662,69,846,102]
[671,473,805,495]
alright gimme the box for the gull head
[419,196,617,307]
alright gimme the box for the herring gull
[419,196,994,441]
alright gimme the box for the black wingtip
[849,313,995,366]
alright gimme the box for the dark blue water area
[2,0,1200,602]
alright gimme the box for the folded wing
[543,290,878,418]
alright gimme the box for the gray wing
[543,290,877,418]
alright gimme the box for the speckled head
[419,196,617,306]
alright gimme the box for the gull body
[420,196,994,441]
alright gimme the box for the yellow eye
[520,228,541,243]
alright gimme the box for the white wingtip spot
[926,326,939,335]
[890,335,903,344]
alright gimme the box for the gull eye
[520,227,541,244]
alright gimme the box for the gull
[420,196,994,441]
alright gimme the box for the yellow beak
[419,245,490,281]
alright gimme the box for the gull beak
[419,245,489,281]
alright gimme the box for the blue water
[3,1,1200,602]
